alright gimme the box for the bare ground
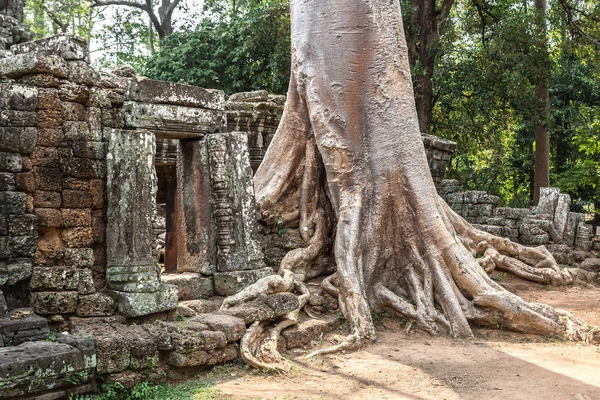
[214,278,600,400]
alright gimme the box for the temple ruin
[0,32,598,398]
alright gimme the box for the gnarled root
[238,282,311,372]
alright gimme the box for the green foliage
[143,0,291,94]
[69,378,222,400]
[25,0,96,40]
[430,0,600,210]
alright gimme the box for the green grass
[70,379,226,400]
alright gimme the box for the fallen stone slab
[281,313,343,350]
[0,340,96,399]
[580,258,600,273]
[0,308,49,345]
[165,342,238,368]
[191,313,246,342]
[218,292,300,324]
[106,283,178,317]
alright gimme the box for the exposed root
[305,331,364,359]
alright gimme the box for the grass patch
[70,378,226,400]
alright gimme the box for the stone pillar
[105,129,177,317]
[208,133,270,296]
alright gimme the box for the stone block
[192,313,246,342]
[61,157,105,179]
[61,227,94,248]
[125,78,225,110]
[59,81,90,103]
[179,297,224,315]
[37,108,63,129]
[106,283,178,317]
[76,292,116,317]
[0,171,15,190]
[580,258,600,272]
[111,323,159,371]
[0,151,22,172]
[0,84,38,111]
[0,240,9,259]
[37,88,61,110]
[14,171,34,192]
[63,177,90,190]
[37,127,62,146]
[29,266,79,291]
[73,323,129,374]
[535,187,560,216]
[63,120,91,141]
[61,101,86,121]
[8,214,37,237]
[0,110,37,127]
[35,208,63,227]
[67,60,99,86]
[281,313,342,350]
[64,247,94,267]
[122,101,226,136]
[0,53,68,78]
[30,291,78,314]
[213,267,273,296]
[161,272,214,300]
[0,308,49,345]
[72,141,106,159]
[106,265,160,293]
[91,210,105,243]
[0,127,37,153]
[11,34,88,61]
[9,234,36,257]
[33,166,63,190]
[0,340,95,399]
[90,179,104,209]
[575,222,593,251]
[34,190,62,208]
[553,193,570,237]
[0,215,7,235]
[19,73,61,88]
[0,191,26,214]
[62,189,92,208]
[62,209,92,228]
[563,212,585,247]
[219,292,299,324]
[166,342,237,367]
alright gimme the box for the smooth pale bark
[225,0,589,372]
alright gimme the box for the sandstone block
[0,172,15,191]
[61,227,94,248]
[0,151,22,172]
[125,78,225,110]
[106,284,178,318]
[11,34,89,60]
[62,208,92,227]
[161,272,214,300]
[0,127,37,153]
[31,291,78,314]
[166,343,237,367]
[14,171,34,192]
[73,323,130,374]
[0,84,38,111]
[34,166,62,190]
[36,108,62,129]
[37,127,62,146]
[0,53,68,78]
[76,293,116,317]
[192,313,246,342]
[34,190,61,208]
[580,258,600,272]
[35,208,63,227]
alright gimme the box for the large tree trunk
[223,0,589,372]
[533,0,550,204]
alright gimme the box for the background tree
[143,0,290,94]
[400,0,456,134]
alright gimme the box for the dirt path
[215,283,600,400]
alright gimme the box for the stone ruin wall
[0,33,598,399]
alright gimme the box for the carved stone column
[105,129,177,317]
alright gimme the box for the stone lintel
[122,101,226,137]
[125,78,225,110]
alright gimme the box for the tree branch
[39,1,69,33]
[92,0,148,11]
[167,0,182,17]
